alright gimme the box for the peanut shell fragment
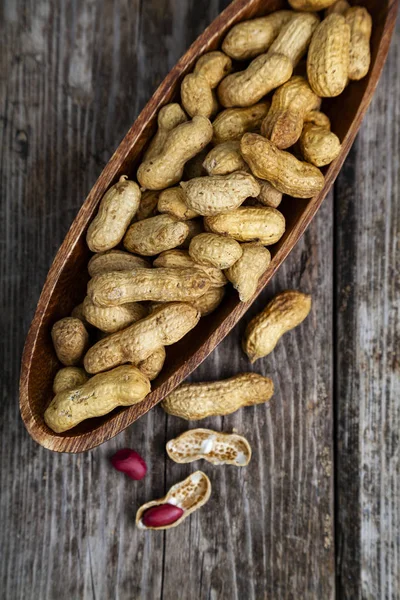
[167,429,252,466]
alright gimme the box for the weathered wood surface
[0,2,398,599]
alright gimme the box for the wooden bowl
[20,0,399,452]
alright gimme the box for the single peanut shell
[123,215,189,256]
[86,176,141,252]
[153,249,227,287]
[268,12,320,65]
[82,296,147,333]
[205,206,285,245]
[307,15,351,97]
[181,171,260,216]
[135,190,160,221]
[166,429,252,466]
[241,133,324,198]
[51,317,89,366]
[162,373,274,420]
[243,290,312,362]
[88,250,150,277]
[346,7,372,81]
[221,11,293,60]
[84,303,200,374]
[87,268,211,307]
[192,286,225,316]
[299,123,341,166]
[181,51,232,118]
[136,471,211,530]
[218,52,293,108]
[189,233,243,269]
[202,141,247,176]
[53,367,88,394]
[212,103,270,144]
[45,365,150,433]
[137,347,166,381]
[137,116,213,190]
[261,76,321,149]
[144,103,188,161]
[225,243,271,302]
[158,187,198,220]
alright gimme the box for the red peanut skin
[142,504,184,527]
[111,448,147,480]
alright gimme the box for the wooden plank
[335,15,400,600]
[5,0,400,598]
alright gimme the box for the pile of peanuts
[44,0,371,528]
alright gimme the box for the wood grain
[0,1,398,599]
[335,15,400,598]
[19,0,398,453]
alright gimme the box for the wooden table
[1,1,399,598]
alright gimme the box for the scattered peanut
[243,290,312,362]
[212,103,270,144]
[153,249,227,287]
[84,303,200,374]
[82,296,147,333]
[137,116,213,190]
[241,133,325,198]
[111,448,147,480]
[162,373,274,420]
[205,206,285,245]
[87,268,211,307]
[86,176,141,253]
[136,471,211,530]
[137,347,166,381]
[123,215,189,256]
[181,51,232,118]
[222,11,293,60]
[189,233,243,269]
[181,171,260,216]
[166,429,252,466]
[218,13,319,107]
[53,367,88,394]
[45,365,150,433]
[157,187,198,220]
[225,243,271,302]
[203,141,247,176]
[346,7,372,81]
[307,15,351,97]
[88,250,149,277]
[51,317,89,366]
[143,103,187,161]
[261,76,321,149]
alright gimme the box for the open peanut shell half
[135,470,211,530]
[166,428,252,466]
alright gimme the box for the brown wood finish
[19,0,399,453]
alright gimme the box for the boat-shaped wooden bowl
[20,0,398,452]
